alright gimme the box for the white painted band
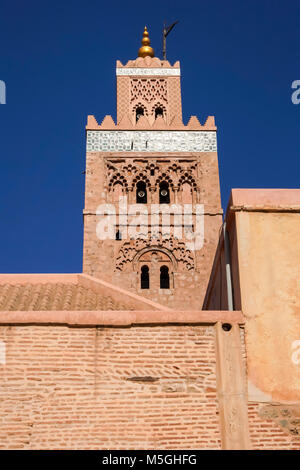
[87,130,217,153]
[116,68,180,77]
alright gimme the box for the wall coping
[230,204,300,213]
[229,189,300,208]
[0,310,244,326]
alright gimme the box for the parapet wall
[0,307,299,449]
[0,323,221,450]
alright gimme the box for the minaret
[83,27,222,309]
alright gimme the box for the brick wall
[248,403,300,449]
[0,324,221,450]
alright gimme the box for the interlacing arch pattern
[108,174,128,191]
[178,174,197,191]
[151,102,167,117]
[132,102,148,116]
[130,78,167,104]
[155,173,174,189]
[106,159,199,194]
[132,173,151,188]
[145,161,160,174]
[115,234,194,272]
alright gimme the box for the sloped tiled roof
[0,283,133,311]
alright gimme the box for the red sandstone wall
[83,151,223,310]
[0,324,221,450]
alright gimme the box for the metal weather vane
[162,21,179,60]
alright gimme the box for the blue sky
[0,0,299,273]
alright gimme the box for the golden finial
[138,26,155,58]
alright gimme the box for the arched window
[155,107,164,119]
[159,181,170,204]
[115,229,122,241]
[141,265,149,289]
[136,107,144,122]
[136,181,147,204]
[160,266,169,289]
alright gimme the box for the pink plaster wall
[205,189,300,403]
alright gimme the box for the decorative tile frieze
[87,130,217,153]
[116,68,181,77]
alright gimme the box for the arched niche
[140,265,149,289]
[136,181,147,204]
[160,265,170,289]
[135,106,144,122]
[112,182,123,203]
[181,182,193,204]
[159,181,170,204]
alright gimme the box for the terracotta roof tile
[0,283,133,311]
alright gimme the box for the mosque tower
[83,27,222,309]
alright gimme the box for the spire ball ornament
[138,26,155,58]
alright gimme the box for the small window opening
[136,181,147,204]
[159,181,170,204]
[141,265,149,289]
[222,323,232,332]
[136,107,144,122]
[116,229,122,241]
[160,265,170,289]
[150,169,155,176]
[155,107,164,119]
